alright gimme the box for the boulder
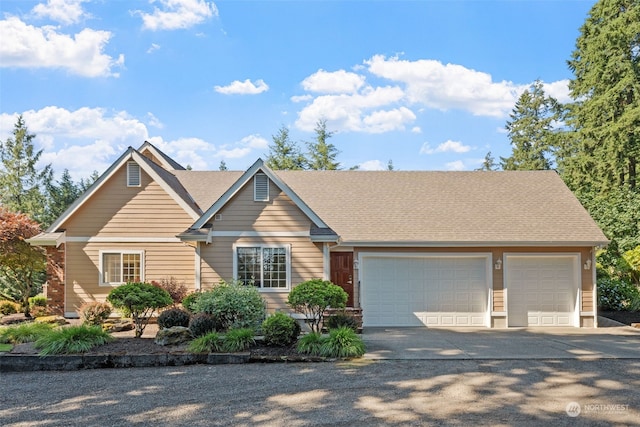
[34,315,68,325]
[103,319,134,332]
[155,326,192,346]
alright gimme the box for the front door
[330,252,354,307]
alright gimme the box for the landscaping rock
[34,316,68,325]
[0,314,31,325]
[103,319,134,332]
[154,326,192,346]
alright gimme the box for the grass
[296,332,326,355]
[220,328,255,352]
[320,327,365,358]
[34,325,112,355]
[188,331,222,353]
[0,343,13,352]
[0,322,55,344]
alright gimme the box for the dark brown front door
[330,252,354,307]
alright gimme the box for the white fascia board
[66,236,181,243]
[192,159,329,230]
[26,232,66,247]
[341,240,610,248]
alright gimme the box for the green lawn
[0,343,13,352]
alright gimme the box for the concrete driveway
[362,322,640,360]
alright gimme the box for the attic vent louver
[127,162,141,187]
[254,173,269,201]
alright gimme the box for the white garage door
[360,255,489,327]
[506,255,579,327]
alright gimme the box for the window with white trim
[254,173,269,201]
[127,162,141,187]
[235,245,290,289]
[100,250,144,285]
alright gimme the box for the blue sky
[0,0,594,180]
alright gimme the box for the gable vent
[254,173,269,201]
[127,162,141,187]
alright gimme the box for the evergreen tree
[562,0,640,193]
[46,169,82,224]
[306,119,340,170]
[219,160,228,171]
[266,126,306,170]
[78,170,100,192]
[500,80,560,171]
[0,116,53,226]
[477,151,498,171]
[387,159,395,171]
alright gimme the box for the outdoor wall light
[584,259,592,270]
[353,260,359,270]
[494,258,502,270]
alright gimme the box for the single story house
[29,142,609,328]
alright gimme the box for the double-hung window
[100,250,144,285]
[235,245,290,290]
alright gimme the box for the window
[127,162,141,187]
[100,251,143,285]
[254,173,269,201]
[235,245,290,290]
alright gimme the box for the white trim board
[66,237,182,243]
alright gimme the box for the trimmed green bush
[296,332,326,355]
[0,322,55,344]
[0,300,18,315]
[188,312,221,337]
[221,328,255,352]
[181,292,202,313]
[325,312,359,332]
[262,312,301,347]
[188,331,222,353]
[107,282,173,338]
[79,301,112,326]
[319,326,365,358]
[158,308,191,329]
[598,278,640,311]
[35,325,112,355]
[287,279,348,333]
[193,281,266,331]
[28,295,47,308]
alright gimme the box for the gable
[60,162,195,237]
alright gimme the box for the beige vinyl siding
[213,180,312,232]
[200,237,324,311]
[65,242,195,313]
[61,164,194,237]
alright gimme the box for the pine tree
[0,116,53,226]
[219,160,228,171]
[306,119,340,170]
[46,169,82,224]
[500,80,560,171]
[477,152,498,171]
[562,0,640,193]
[266,126,306,170]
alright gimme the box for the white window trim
[127,162,141,187]
[99,250,145,286]
[254,173,269,202]
[233,244,291,291]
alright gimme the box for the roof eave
[340,240,611,248]
[26,232,65,247]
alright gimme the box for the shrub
[287,279,348,333]
[182,292,201,313]
[296,332,326,355]
[29,306,49,317]
[189,312,221,337]
[319,326,365,358]
[325,312,359,332]
[28,295,47,308]
[35,325,112,355]
[262,312,301,347]
[221,328,255,352]
[158,308,191,329]
[193,280,266,331]
[598,278,640,311]
[107,282,173,338]
[0,300,19,315]
[151,277,189,307]
[0,322,54,344]
[188,331,222,353]
[79,301,112,326]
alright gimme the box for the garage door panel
[361,255,489,327]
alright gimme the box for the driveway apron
[362,324,640,360]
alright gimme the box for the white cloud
[32,0,90,25]
[358,160,385,171]
[0,16,124,77]
[445,160,466,171]
[146,112,164,129]
[411,126,422,133]
[301,69,366,94]
[291,94,313,103]
[365,54,528,118]
[542,79,571,103]
[147,43,161,54]
[147,136,215,170]
[214,79,269,95]
[137,0,218,31]
[217,134,268,159]
[420,140,471,155]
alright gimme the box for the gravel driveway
[2,359,638,426]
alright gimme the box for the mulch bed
[599,311,640,326]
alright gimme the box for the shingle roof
[171,167,608,246]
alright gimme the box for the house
[29,142,609,328]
